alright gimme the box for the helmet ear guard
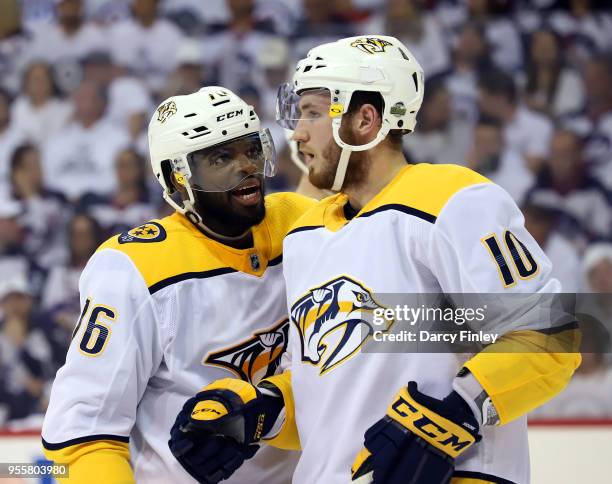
[160,160,175,194]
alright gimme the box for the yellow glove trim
[351,446,372,478]
[387,387,477,459]
[202,378,258,403]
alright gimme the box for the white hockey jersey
[280,164,577,484]
[42,192,314,483]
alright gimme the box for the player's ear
[354,103,381,141]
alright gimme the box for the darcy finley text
[372,330,499,344]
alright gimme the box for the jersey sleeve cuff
[453,369,500,427]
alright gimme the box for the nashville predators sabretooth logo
[350,37,393,55]
[290,276,393,375]
[156,100,177,123]
[204,318,289,384]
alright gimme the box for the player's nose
[236,154,259,174]
[292,120,309,143]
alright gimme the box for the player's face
[292,92,370,191]
[185,136,267,234]
[192,173,265,235]
[292,92,337,189]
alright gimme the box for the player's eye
[209,150,233,166]
[246,143,263,159]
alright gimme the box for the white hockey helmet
[276,35,424,190]
[149,86,276,218]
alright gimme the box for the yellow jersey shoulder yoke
[98,192,316,292]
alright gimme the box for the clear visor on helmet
[185,129,276,193]
[276,83,333,130]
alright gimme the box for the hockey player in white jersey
[41,86,314,483]
[169,37,581,484]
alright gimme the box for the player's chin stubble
[193,189,265,236]
[309,126,371,192]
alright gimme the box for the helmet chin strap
[162,184,251,243]
[331,147,352,192]
[330,119,390,192]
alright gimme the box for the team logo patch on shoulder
[350,37,392,55]
[118,222,166,244]
[156,100,177,123]
[291,275,393,375]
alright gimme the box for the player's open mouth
[303,153,315,166]
[300,148,315,167]
[230,178,262,206]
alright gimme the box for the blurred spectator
[252,36,291,122]
[108,0,184,93]
[479,67,553,173]
[366,0,450,77]
[81,50,121,90]
[202,0,281,92]
[81,52,152,152]
[9,144,70,269]
[548,0,612,63]
[465,115,534,204]
[0,89,25,197]
[160,0,228,34]
[563,55,612,190]
[40,212,104,373]
[0,199,25,258]
[10,62,72,146]
[291,0,357,60]
[255,0,304,37]
[521,29,585,118]
[27,0,107,67]
[83,0,131,24]
[0,195,49,299]
[579,243,612,370]
[107,77,152,156]
[523,201,581,293]
[583,242,612,294]
[0,261,52,423]
[19,0,58,30]
[404,78,472,166]
[0,0,32,95]
[526,129,612,242]
[42,81,129,201]
[445,21,492,122]
[79,148,157,234]
[160,39,207,99]
[0,88,25,194]
[466,0,523,72]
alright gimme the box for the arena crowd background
[0,0,611,437]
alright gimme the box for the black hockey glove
[169,378,283,484]
[351,381,481,484]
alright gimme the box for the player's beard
[309,123,371,192]
[191,182,266,238]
